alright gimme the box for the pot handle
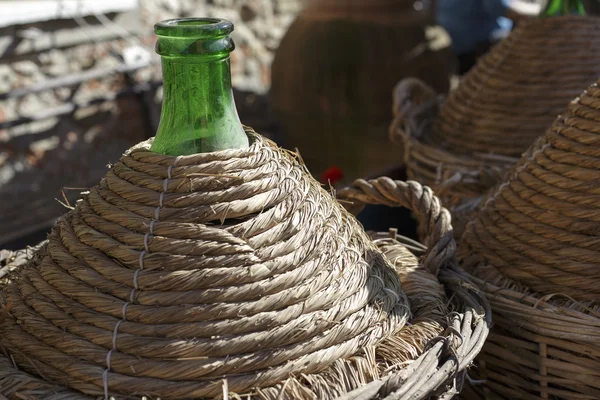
[337,177,456,277]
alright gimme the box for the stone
[240,3,258,21]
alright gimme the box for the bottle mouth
[155,18,233,38]
[154,18,235,58]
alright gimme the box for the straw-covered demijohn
[460,77,600,399]
[0,17,489,400]
[392,10,600,235]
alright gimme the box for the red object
[320,166,344,185]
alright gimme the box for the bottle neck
[150,18,248,156]
[153,54,245,155]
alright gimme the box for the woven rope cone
[0,130,408,399]
[392,16,600,235]
[0,131,490,399]
[457,80,600,399]
[0,239,448,400]
[0,173,489,400]
[462,79,600,302]
[436,16,600,156]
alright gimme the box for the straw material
[0,130,407,399]
[458,262,600,400]
[392,16,600,235]
[0,233,458,400]
[337,178,492,391]
[0,131,489,399]
[435,16,600,156]
[458,79,600,398]
[0,238,447,400]
[462,79,600,302]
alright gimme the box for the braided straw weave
[337,178,491,392]
[457,264,600,400]
[392,16,600,235]
[0,130,490,399]
[459,79,600,398]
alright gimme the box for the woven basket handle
[337,177,456,277]
[389,77,440,144]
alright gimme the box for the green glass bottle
[541,0,586,16]
[151,18,249,156]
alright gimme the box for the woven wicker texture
[0,237,448,400]
[0,231,482,400]
[458,262,600,400]
[0,131,490,399]
[0,130,406,399]
[392,16,600,235]
[458,79,600,399]
[337,178,492,393]
[462,78,600,302]
[435,16,600,156]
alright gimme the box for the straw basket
[0,129,489,399]
[391,16,600,236]
[458,78,600,399]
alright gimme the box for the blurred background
[0,0,598,250]
[0,0,293,249]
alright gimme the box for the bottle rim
[154,18,234,38]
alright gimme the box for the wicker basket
[458,78,600,399]
[392,16,600,236]
[0,129,489,399]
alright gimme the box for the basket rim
[469,265,600,329]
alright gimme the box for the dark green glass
[151,18,249,156]
[541,0,586,16]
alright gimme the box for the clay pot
[270,0,456,184]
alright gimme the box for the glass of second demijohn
[541,0,586,16]
[151,18,249,156]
